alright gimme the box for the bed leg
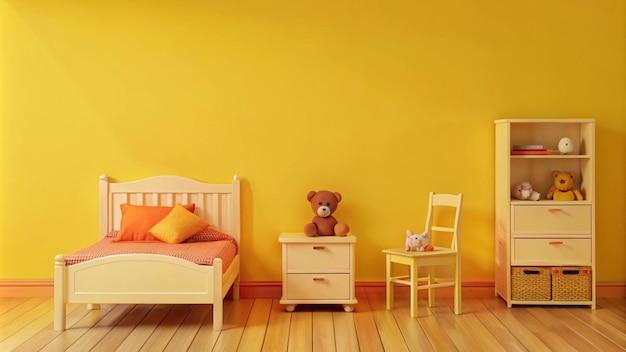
[54,255,67,331]
[213,258,223,331]
[87,304,101,310]
[213,299,223,331]
[233,275,240,301]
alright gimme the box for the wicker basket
[551,267,592,300]
[511,267,551,300]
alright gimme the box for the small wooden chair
[382,192,463,317]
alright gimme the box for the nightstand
[279,232,357,312]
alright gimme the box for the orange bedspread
[64,230,238,271]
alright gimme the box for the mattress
[64,229,238,271]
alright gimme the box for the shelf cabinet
[494,119,595,308]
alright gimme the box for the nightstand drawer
[286,243,350,272]
[512,205,591,235]
[285,274,350,300]
[512,238,592,265]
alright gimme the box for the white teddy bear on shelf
[511,182,541,201]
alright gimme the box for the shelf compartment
[511,267,551,301]
[551,267,592,300]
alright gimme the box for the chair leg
[385,254,393,311]
[410,259,418,317]
[428,266,436,308]
[454,257,462,314]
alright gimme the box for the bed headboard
[99,174,241,243]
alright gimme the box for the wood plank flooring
[1,287,624,351]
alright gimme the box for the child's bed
[54,174,241,331]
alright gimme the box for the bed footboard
[54,254,240,331]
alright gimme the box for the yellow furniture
[494,119,596,308]
[382,192,463,317]
[279,232,357,312]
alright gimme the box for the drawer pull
[549,241,564,245]
[548,208,563,212]
[313,277,325,281]
[523,269,541,275]
[563,270,581,275]
[312,246,326,250]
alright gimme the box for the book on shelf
[511,149,561,155]
[512,144,544,151]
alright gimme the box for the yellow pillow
[149,204,210,244]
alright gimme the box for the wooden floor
[1,287,624,351]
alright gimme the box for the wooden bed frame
[54,174,241,331]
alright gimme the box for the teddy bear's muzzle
[317,206,331,217]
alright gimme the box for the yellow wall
[1,0,624,283]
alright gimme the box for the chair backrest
[423,192,463,251]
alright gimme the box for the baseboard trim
[2,279,624,298]
[0,279,54,297]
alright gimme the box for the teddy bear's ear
[307,191,317,201]
[334,192,342,202]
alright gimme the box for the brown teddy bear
[304,190,350,236]
[547,170,584,201]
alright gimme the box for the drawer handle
[313,277,325,281]
[549,241,564,245]
[548,208,563,212]
[312,246,326,250]
[523,270,541,275]
[563,270,581,275]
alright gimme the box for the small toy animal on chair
[405,229,434,251]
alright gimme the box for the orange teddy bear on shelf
[547,170,584,201]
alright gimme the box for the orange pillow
[113,203,195,241]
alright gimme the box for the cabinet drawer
[285,274,350,300]
[512,205,591,235]
[286,243,350,272]
[512,238,592,265]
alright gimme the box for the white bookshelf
[494,119,595,308]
